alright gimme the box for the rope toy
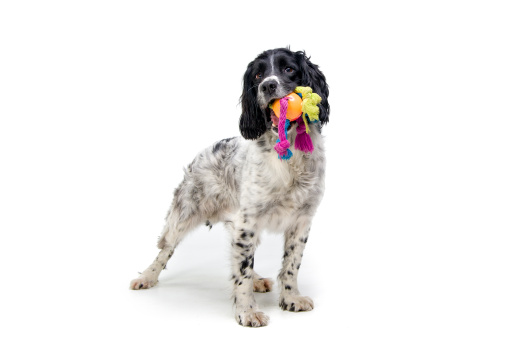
[270,86,321,160]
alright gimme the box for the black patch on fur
[205,220,212,229]
[239,257,250,276]
[212,137,234,154]
[240,230,255,239]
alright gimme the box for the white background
[1,0,506,336]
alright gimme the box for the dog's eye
[285,67,294,73]
[255,73,262,79]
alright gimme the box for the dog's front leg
[278,222,314,312]
[231,227,269,327]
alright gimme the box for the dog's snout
[261,80,278,94]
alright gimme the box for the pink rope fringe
[273,96,314,159]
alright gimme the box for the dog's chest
[267,152,321,199]
[240,142,325,230]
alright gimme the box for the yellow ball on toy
[271,93,303,121]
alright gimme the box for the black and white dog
[130,48,330,327]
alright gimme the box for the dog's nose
[261,80,278,95]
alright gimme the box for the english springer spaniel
[130,48,330,327]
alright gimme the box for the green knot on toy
[270,86,321,160]
[295,86,322,133]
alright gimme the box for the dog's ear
[296,51,330,124]
[239,62,268,139]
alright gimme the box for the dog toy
[270,86,321,160]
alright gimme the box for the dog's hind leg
[130,144,237,290]
[130,245,174,290]
[253,271,273,293]
[130,208,204,290]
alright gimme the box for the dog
[130,48,330,327]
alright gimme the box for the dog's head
[239,48,329,140]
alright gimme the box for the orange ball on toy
[271,93,303,121]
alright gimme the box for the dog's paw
[130,275,157,290]
[279,295,314,312]
[253,278,273,293]
[236,310,270,327]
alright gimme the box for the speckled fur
[130,48,329,327]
